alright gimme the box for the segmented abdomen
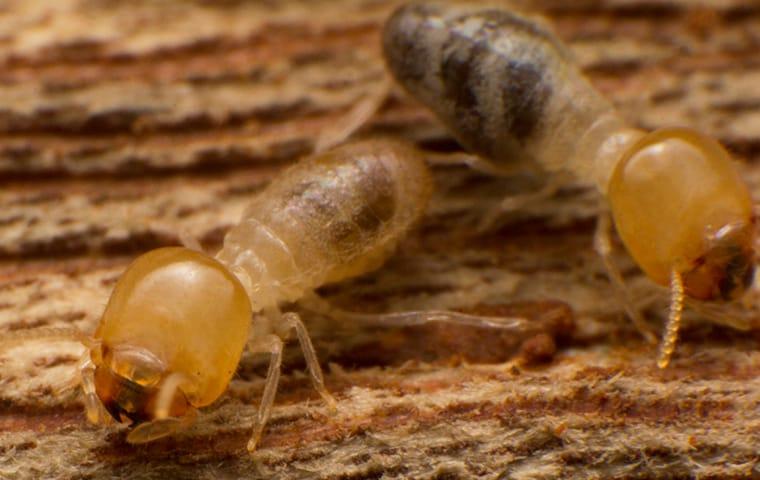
[216,140,432,311]
[383,3,616,176]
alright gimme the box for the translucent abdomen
[383,3,619,181]
[216,140,432,311]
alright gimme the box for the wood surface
[0,0,759,478]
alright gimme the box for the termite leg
[476,174,565,233]
[78,352,111,425]
[0,328,107,424]
[53,348,90,397]
[299,292,532,331]
[178,229,203,252]
[52,370,82,397]
[425,151,526,177]
[685,298,751,331]
[280,312,337,411]
[657,270,685,369]
[313,79,391,153]
[247,333,284,453]
[0,326,93,350]
[593,211,658,345]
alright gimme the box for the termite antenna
[0,326,94,350]
[657,270,685,368]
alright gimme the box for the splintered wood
[0,1,759,479]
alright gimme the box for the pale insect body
[383,3,756,367]
[2,140,435,452]
[217,139,431,310]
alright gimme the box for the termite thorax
[569,114,644,195]
[216,220,303,310]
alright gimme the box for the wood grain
[0,1,759,478]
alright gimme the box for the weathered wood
[0,1,759,478]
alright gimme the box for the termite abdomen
[383,3,614,174]
[217,139,432,309]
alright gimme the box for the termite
[1,139,530,451]
[382,2,756,368]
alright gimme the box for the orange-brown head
[89,247,252,432]
[609,127,755,302]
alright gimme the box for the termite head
[609,127,756,302]
[84,247,251,442]
[91,344,191,426]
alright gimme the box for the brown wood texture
[1,1,759,478]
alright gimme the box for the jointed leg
[314,80,391,153]
[593,211,657,344]
[426,151,524,177]
[280,312,337,411]
[0,328,107,423]
[52,367,83,397]
[0,326,93,350]
[78,352,112,425]
[299,292,531,331]
[477,174,565,233]
[178,229,203,252]
[247,334,284,452]
[686,298,751,331]
[657,270,684,369]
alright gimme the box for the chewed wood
[0,0,759,478]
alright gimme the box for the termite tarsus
[1,139,531,451]
[382,3,756,368]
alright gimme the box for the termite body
[6,139,435,451]
[382,3,755,367]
